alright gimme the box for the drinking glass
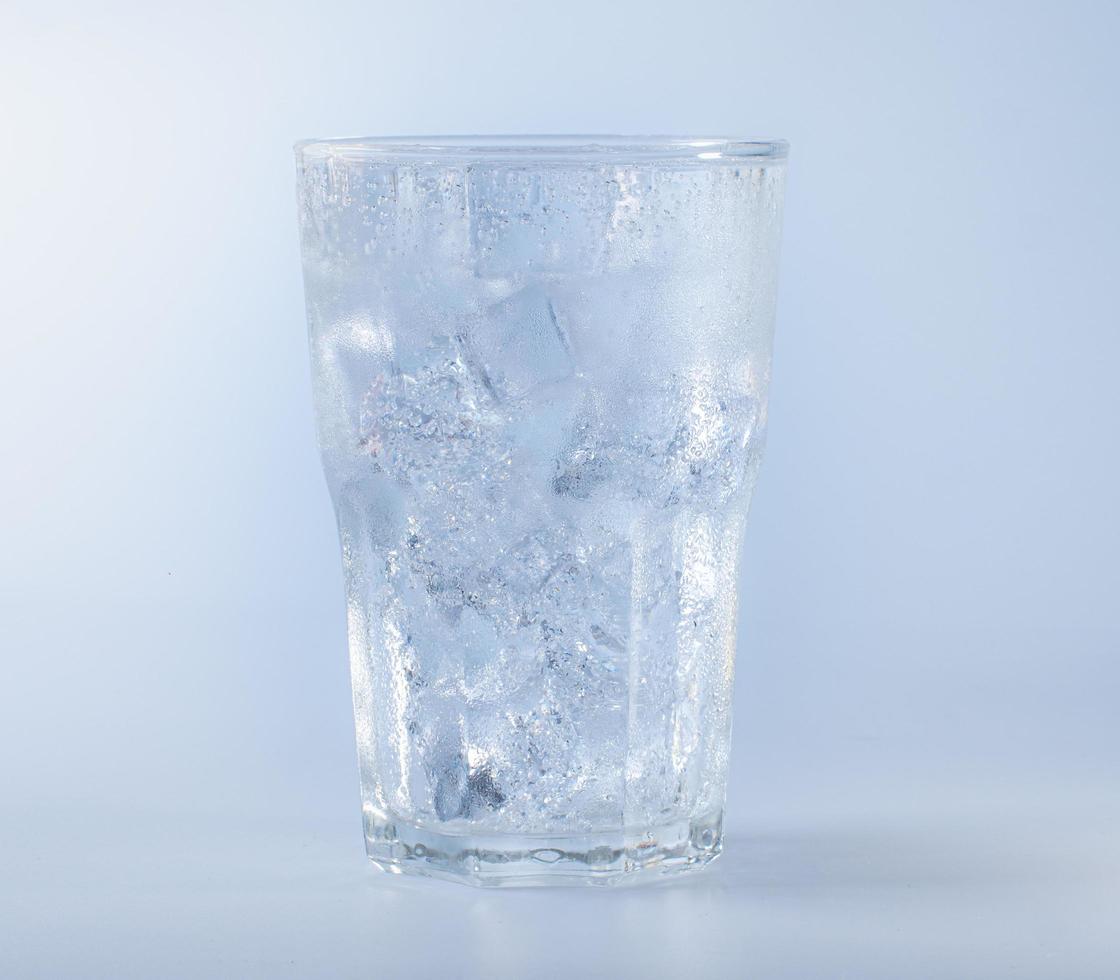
[295,136,788,885]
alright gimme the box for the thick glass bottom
[363,807,724,887]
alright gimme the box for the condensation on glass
[295,136,788,885]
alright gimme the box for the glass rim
[295,134,789,165]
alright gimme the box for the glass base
[363,807,724,887]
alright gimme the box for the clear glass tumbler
[295,136,787,885]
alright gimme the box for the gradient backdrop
[2,1,1118,977]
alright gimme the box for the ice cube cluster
[299,150,785,838]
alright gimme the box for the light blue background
[2,1,1117,977]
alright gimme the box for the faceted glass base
[363,807,724,887]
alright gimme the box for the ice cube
[359,337,509,488]
[551,391,614,500]
[432,750,470,821]
[656,371,761,509]
[457,285,575,402]
[467,168,613,278]
[429,747,506,821]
